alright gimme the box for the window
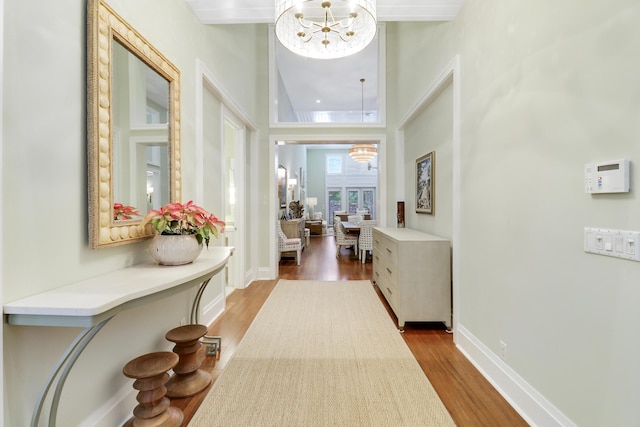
[326,156,342,174]
[328,189,342,226]
[347,187,376,217]
[362,189,375,215]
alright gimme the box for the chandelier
[275,0,377,60]
[349,144,377,163]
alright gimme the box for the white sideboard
[372,227,451,330]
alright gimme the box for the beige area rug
[188,280,456,427]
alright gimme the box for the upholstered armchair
[276,221,302,265]
[357,220,377,263]
[334,217,358,258]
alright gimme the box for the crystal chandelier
[275,0,377,60]
[349,144,377,163]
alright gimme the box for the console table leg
[30,318,111,427]
[190,278,222,356]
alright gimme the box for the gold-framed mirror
[87,0,181,248]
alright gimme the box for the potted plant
[141,201,225,265]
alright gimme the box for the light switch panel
[584,227,640,262]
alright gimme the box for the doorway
[270,136,387,278]
[223,113,246,296]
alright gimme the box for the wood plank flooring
[171,235,529,426]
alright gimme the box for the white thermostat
[584,159,630,193]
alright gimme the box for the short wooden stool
[165,324,212,398]
[123,351,183,427]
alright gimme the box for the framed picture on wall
[299,167,304,189]
[416,151,435,214]
[278,165,287,208]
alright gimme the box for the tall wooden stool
[165,324,212,398]
[123,351,183,427]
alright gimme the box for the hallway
[174,235,528,426]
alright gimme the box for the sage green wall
[306,150,328,214]
[385,22,455,227]
[306,148,350,218]
[2,1,263,425]
[5,0,640,425]
[277,144,307,214]
[403,83,454,240]
[392,1,640,425]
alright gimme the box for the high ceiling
[186,1,465,24]
[186,1,465,123]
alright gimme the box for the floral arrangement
[113,203,141,220]
[141,201,225,248]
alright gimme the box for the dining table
[341,221,361,234]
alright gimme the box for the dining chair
[334,217,358,258]
[347,214,362,223]
[276,221,302,265]
[358,220,377,263]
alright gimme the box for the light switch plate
[584,227,640,261]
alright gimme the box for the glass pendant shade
[349,144,377,163]
[275,0,377,59]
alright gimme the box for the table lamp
[307,197,317,216]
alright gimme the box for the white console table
[3,246,233,427]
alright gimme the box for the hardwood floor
[171,235,529,426]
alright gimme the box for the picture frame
[278,165,287,208]
[416,151,435,214]
[299,167,304,189]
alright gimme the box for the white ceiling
[186,1,465,123]
[186,1,466,24]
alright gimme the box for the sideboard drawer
[374,265,397,310]
[373,231,398,266]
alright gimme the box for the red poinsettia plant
[113,203,141,220]
[141,201,225,248]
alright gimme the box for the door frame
[269,134,387,278]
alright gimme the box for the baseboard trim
[78,382,134,427]
[199,292,225,327]
[257,266,273,280]
[456,325,576,427]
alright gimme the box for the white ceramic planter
[149,234,203,266]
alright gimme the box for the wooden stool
[165,324,211,398]
[123,351,183,427]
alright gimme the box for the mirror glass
[111,41,170,217]
[88,0,181,248]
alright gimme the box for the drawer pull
[374,255,379,261]
[375,271,379,278]
[386,267,392,274]
[386,287,392,295]
[386,248,392,254]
